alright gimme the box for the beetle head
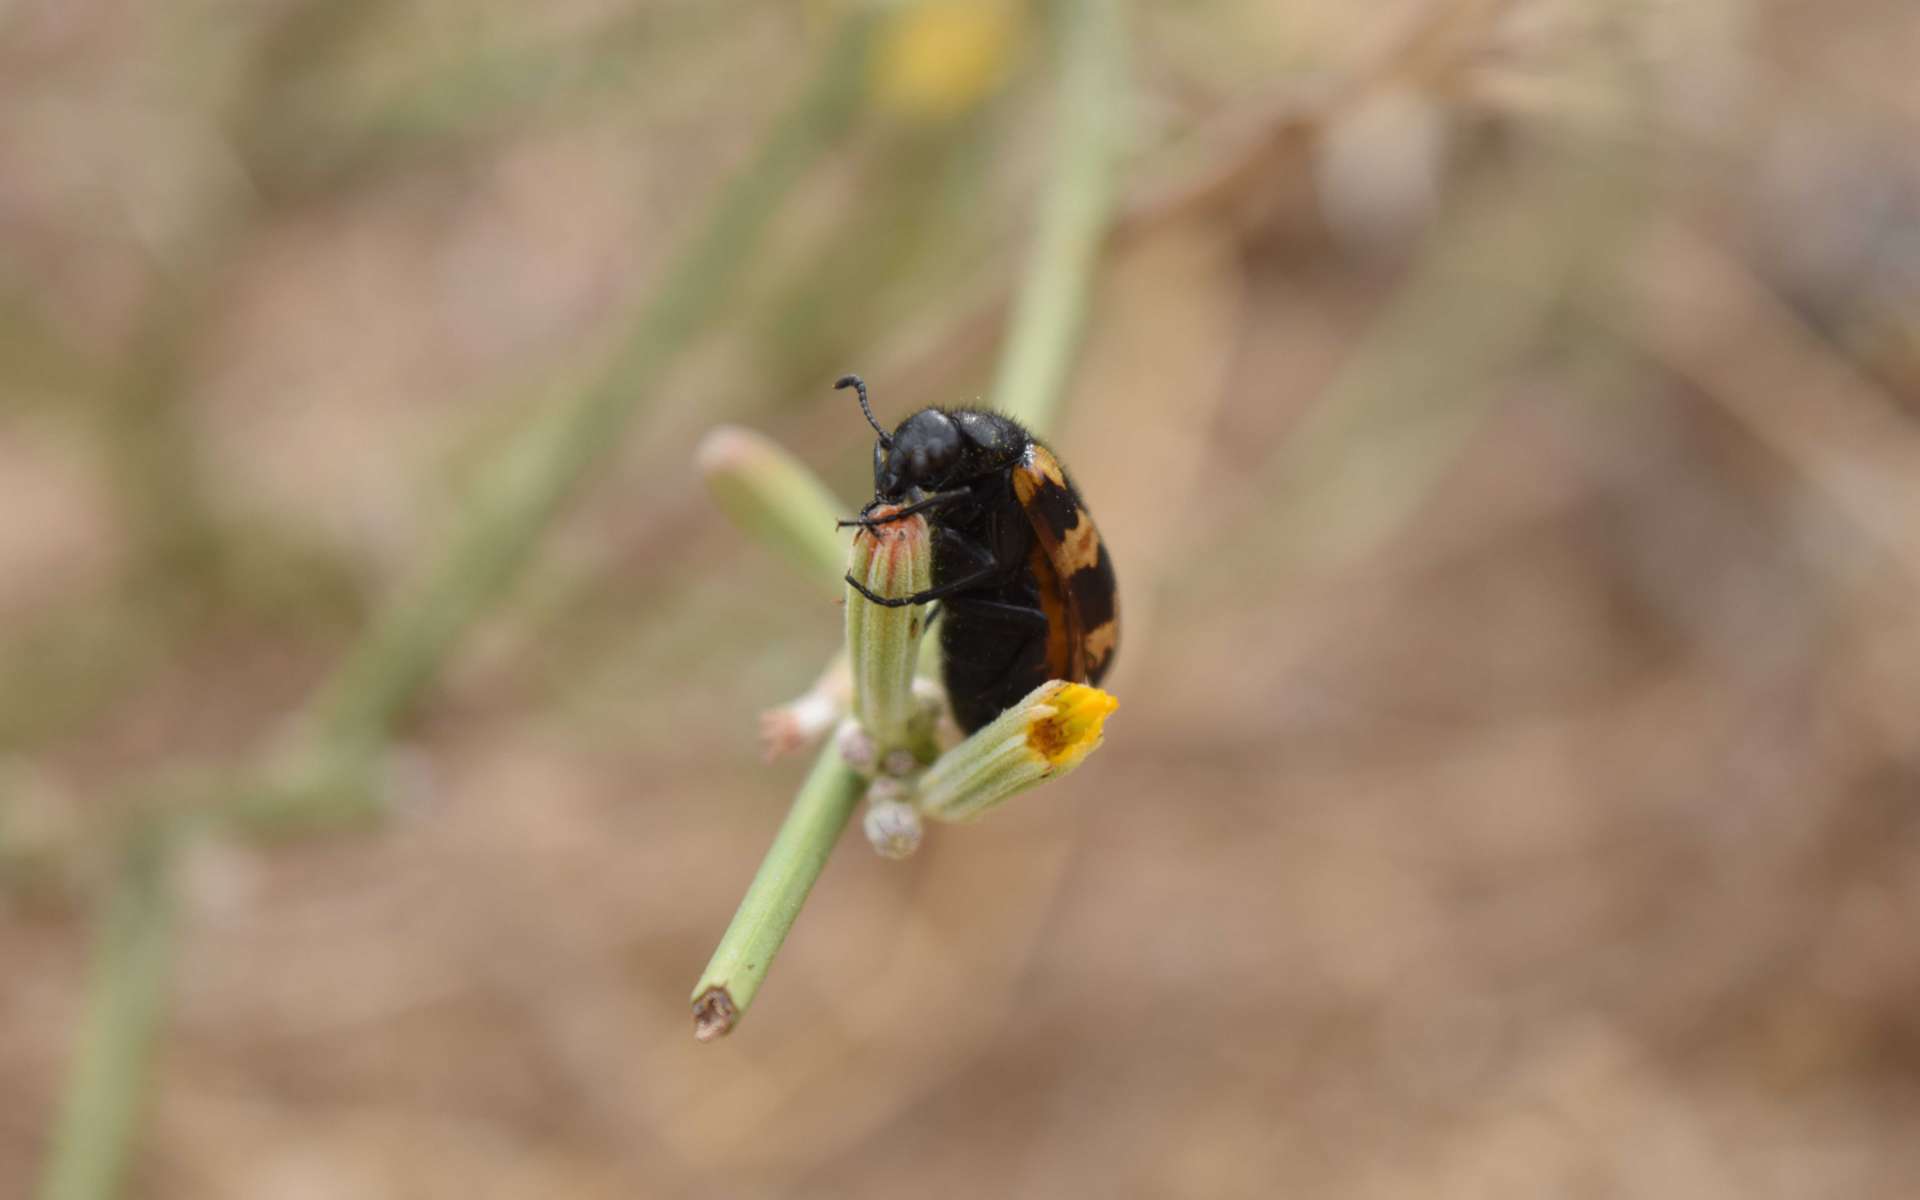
[875,409,963,499]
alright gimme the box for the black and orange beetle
[835,374,1118,733]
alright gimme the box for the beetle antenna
[836,374,890,446]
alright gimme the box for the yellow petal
[1025,683,1118,770]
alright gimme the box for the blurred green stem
[251,13,881,828]
[988,0,1125,431]
[1234,142,1643,585]
[36,821,181,1200]
[691,0,1129,1040]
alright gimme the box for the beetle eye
[879,410,964,494]
[917,425,961,474]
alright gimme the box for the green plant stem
[240,13,880,830]
[691,745,863,1041]
[690,0,1130,1041]
[987,0,1125,433]
[36,821,182,1200]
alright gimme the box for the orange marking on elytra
[1028,541,1078,679]
[1084,620,1117,667]
[1060,521,1102,571]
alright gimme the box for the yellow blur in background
[5,0,1920,1197]
[871,0,1026,120]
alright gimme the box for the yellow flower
[916,681,1117,822]
[1024,681,1116,771]
[870,0,1025,121]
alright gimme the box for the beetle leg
[836,488,971,529]
[845,566,1005,608]
[939,596,1049,630]
[847,526,1007,606]
[936,528,1000,572]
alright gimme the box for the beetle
[835,374,1118,733]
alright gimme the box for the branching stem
[691,0,1127,1040]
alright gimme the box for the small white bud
[863,798,924,859]
[759,655,851,761]
[836,719,877,774]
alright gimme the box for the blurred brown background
[5,0,1920,1196]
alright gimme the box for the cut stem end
[692,988,738,1043]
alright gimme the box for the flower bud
[835,718,877,774]
[759,653,851,761]
[845,506,932,756]
[697,425,850,598]
[863,792,923,860]
[915,681,1118,822]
